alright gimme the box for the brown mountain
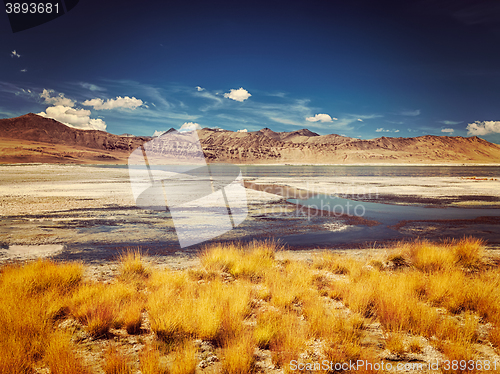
[1,113,500,164]
[0,113,151,163]
[198,128,500,164]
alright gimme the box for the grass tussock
[0,237,499,373]
[139,345,168,374]
[45,332,91,374]
[118,249,151,281]
[200,240,278,280]
[103,346,132,374]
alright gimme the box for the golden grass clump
[168,341,197,374]
[200,240,277,280]
[0,259,83,295]
[70,282,137,337]
[147,277,252,345]
[221,333,256,374]
[265,260,314,309]
[392,237,487,273]
[139,345,168,374]
[118,249,151,281]
[45,332,90,374]
[103,346,132,374]
[313,252,364,276]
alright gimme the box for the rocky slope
[1,113,500,164]
[198,128,500,164]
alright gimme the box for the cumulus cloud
[38,105,106,131]
[40,89,75,107]
[400,109,420,116]
[224,87,251,102]
[11,50,21,58]
[237,129,248,133]
[82,96,143,110]
[394,129,400,133]
[466,121,500,135]
[441,128,455,134]
[306,113,337,123]
[357,118,363,122]
[179,122,202,132]
[196,86,205,91]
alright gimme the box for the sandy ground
[1,164,499,263]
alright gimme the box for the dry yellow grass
[200,239,278,280]
[0,237,498,373]
[103,346,132,374]
[45,331,91,374]
[221,332,256,374]
[118,249,151,281]
[139,345,168,374]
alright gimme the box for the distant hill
[198,127,500,164]
[1,113,500,164]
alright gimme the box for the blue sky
[2,0,500,143]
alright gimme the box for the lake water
[82,164,500,248]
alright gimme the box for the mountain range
[1,113,500,164]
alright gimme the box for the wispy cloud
[399,109,420,116]
[441,128,454,134]
[79,82,105,92]
[194,89,224,111]
[376,127,400,133]
[196,86,205,92]
[438,120,462,125]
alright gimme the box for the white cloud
[400,109,420,116]
[82,96,143,110]
[79,82,105,91]
[11,50,21,58]
[394,129,400,133]
[357,118,363,122]
[224,87,251,102]
[441,128,455,134]
[376,128,390,132]
[179,122,202,132]
[20,69,27,73]
[306,113,336,123]
[40,89,75,107]
[196,86,205,91]
[439,120,462,125]
[237,129,248,133]
[466,121,500,135]
[38,105,106,131]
